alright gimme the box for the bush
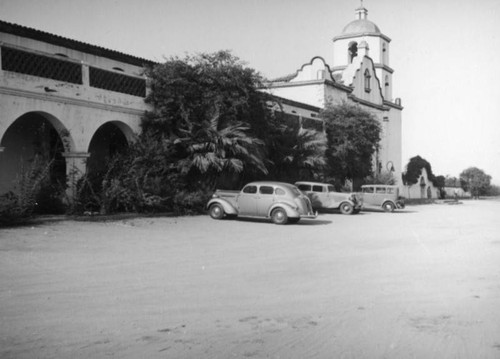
[172,189,212,215]
[0,156,52,226]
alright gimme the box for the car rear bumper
[300,211,318,219]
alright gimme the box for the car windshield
[327,185,336,192]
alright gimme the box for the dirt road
[1,200,500,358]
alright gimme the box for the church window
[364,69,371,92]
[384,75,389,98]
[348,42,358,63]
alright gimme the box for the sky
[1,0,499,184]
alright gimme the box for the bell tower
[332,3,394,100]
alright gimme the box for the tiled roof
[0,20,157,67]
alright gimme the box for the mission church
[263,4,403,186]
[0,3,403,204]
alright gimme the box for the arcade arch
[0,111,72,212]
[86,121,133,175]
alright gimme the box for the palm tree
[175,116,267,189]
[269,126,327,182]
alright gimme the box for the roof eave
[0,20,157,67]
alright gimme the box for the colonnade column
[62,151,90,201]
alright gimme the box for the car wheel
[339,202,354,215]
[271,208,288,224]
[383,201,395,212]
[209,204,225,219]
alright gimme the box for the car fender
[382,200,397,208]
[267,202,300,218]
[339,199,356,208]
[206,198,238,215]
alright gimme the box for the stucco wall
[264,82,327,109]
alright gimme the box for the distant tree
[320,102,381,188]
[444,176,460,187]
[459,167,491,198]
[485,184,500,196]
[434,175,446,199]
[402,155,436,186]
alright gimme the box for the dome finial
[355,1,368,20]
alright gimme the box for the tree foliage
[485,184,500,196]
[402,155,436,186]
[364,170,397,185]
[142,50,272,189]
[266,122,327,183]
[459,167,491,198]
[444,176,460,187]
[320,102,381,186]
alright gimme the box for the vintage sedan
[360,184,405,212]
[295,181,363,214]
[206,181,317,224]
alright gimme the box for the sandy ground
[1,200,500,358]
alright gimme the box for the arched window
[348,42,358,63]
[364,69,371,92]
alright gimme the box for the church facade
[263,5,403,186]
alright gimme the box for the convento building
[0,4,403,207]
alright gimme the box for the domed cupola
[342,6,381,35]
[332,3,392,87]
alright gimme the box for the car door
[374,186,387,206]
[326,185,341,208]
[257,185,276,217]
[237,185,258,215]
[312,185,327,208]
[362,186,376,206]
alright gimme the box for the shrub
[0,156,52,225]
[171,189,212,215]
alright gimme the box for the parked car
[295,181,363,214]
[206,181,317,224]
[360,184,405,212]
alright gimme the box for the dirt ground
[1,199,500,358]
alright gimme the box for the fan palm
[176,116,267,188]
